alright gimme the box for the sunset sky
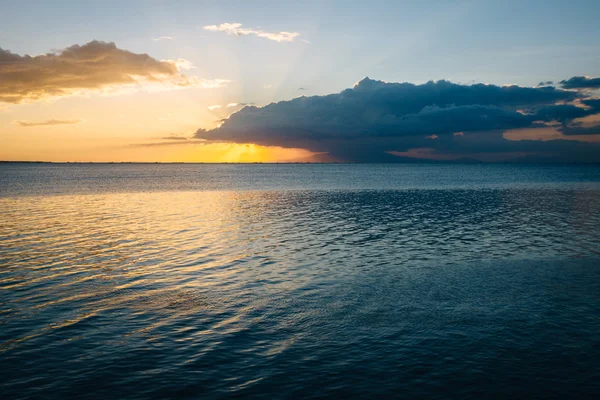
[1,0,600,162]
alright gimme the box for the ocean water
[1,163,599,399]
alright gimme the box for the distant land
[2,159,599,165]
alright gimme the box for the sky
[1,0,600,162]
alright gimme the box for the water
[1,164,599,399]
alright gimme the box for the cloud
[534,104,594,122]
[209,103,250,112]
[228,103,252,108]
[130,139,205,148]
[152,36,173,41]
[560,76,600,90]
[582,98,600,109]
[160,135,190,140]
[195,77,600,162]
[12,119,82,127]
[204,22,299,42]
[0,40,228,103]
[174,59,196,71]
[559,124,600,135]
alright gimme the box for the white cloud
[227,103,238,108]
[152,36,173,41]
[208,105,222,111]
[204,23,300,43]
[171,58,196,71]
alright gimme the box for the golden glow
[0,131,315,162]
[0,85,318,162]
[134,142,316,163]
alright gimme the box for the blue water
[1,164,599,399]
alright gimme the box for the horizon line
[2,160,600,165]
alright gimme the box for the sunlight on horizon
[0,140,317,163]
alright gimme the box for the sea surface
[1,163,599,399]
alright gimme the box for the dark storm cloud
[195,77,600,162]
[559,125,600,136]
[560,76,600,90]
[582,98,600,110]
[534,104,593,122]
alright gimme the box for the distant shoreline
[1,161,599,165]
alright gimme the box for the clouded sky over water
[1,0,600,162]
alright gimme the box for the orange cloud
[12,119,82,127]
[0,41,228,103]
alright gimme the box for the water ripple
[1,166,600,398]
